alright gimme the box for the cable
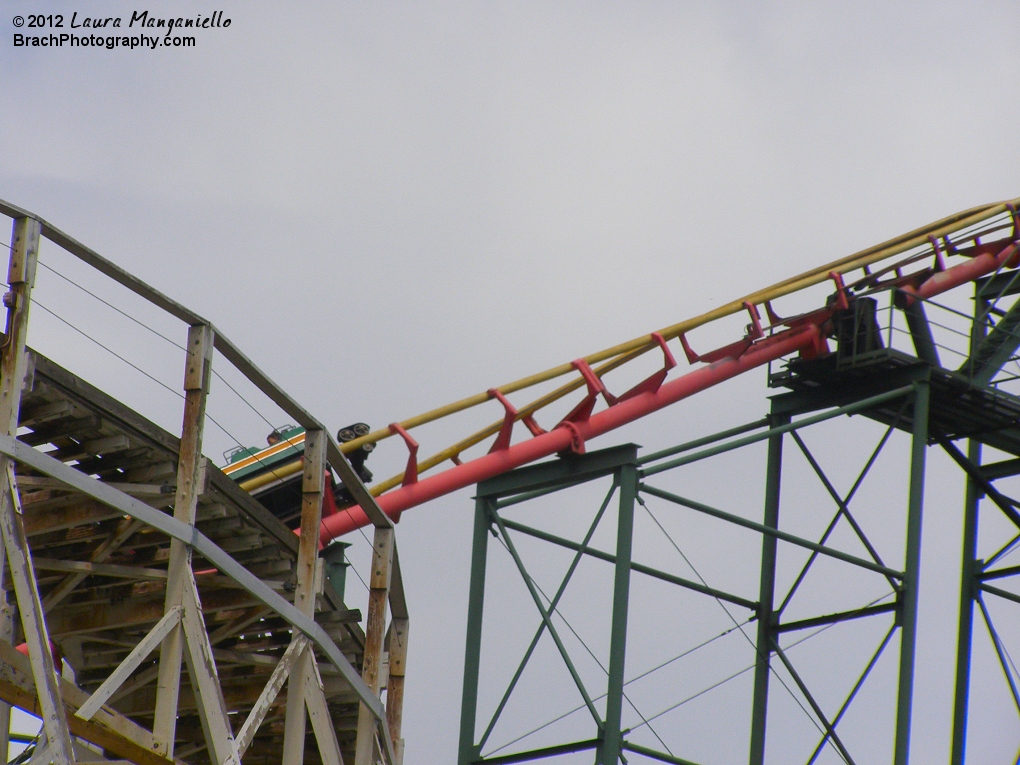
[37,260,187,351]
[30,292,378,598]
[32,299,186,403]
[636,495,828,743]
[487,532,674,758]
[484,620,753,757]
[627,591,896,734]
[37,260,297,454]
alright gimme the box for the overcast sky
[3,2,1020,763]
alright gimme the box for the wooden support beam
[0,216,75,765]
[46,587,259,637]
[153,323,214,758]
[356,526,394,765]
[75,606,182,722]
[236,635,305,756]
[42,519,148,612]
[385,616,408,765]
[283,429,329,765]
[386,544,409,764]
[180,580,241,765]
[304,653,343,765]
[0,641,174,765]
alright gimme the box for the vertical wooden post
[355,525,394,765]
[282,429,336,765]
[0,592,13,758]
[386,546,409,765]
[153,323,214,756]
[0,217,75,765]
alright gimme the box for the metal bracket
[487,389,545,453]
[388,423,419,486]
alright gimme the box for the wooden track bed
[9,349,367,764]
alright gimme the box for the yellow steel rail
[331,197,1016,498]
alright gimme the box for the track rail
[320,197,1020,540]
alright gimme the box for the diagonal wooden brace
[75,605,182,722]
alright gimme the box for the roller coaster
[0,194,1016,764]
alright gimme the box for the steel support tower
[457,272,1020,764]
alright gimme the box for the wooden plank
[43,518,145,611]
[75,606,181,722]
[33,558,168,581]
[208,468,299,555]
[235,634,305,756]
[283,429,326,765]
[0,641,173,765]
[46,586,259,637]
[356,525,394,765]
[0,216,74,765]
[30,352,181,456]
[23,498,124,536]
[209,605,270,645]
[18,400,73,428]
[153,323,213,756]
[304,655,344,765]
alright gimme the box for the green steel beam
[790,429,894,582]
[638,418,770,465]
[902,301,941,367]
[951,439,981,765]
[939,437,1020,533]
[977,456,1020,480]
[771,639,857,764]
[976,593,1020,713]
[961,293,1020,385]
[977,563,1020,581]
[459,496,492,765]
[776,602,897,634]
[979,582,1020,607]
[641,385,913,476]
[806,624,899,765]
[894,380,930,765]
[777,420,901,616]
[477,444,638,499]
[498,517,758,611]
[598,463,637,764]
[478,483,617,751]
[472,738,599,765]
[622,740,705,765]
[489,509,604,728]
[639,484,904,580]
[748,412,786,765]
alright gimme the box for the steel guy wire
[488,532,674,757]
[491,589,891,759]
[37,259,188,351]
[31,287,376,595]
[481,616,754,762]
[637,495,833,748]
[626,591,896,735]
[29,295,318,494]
[38,259,289,442]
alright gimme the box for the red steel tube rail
[321,229,1020,542]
